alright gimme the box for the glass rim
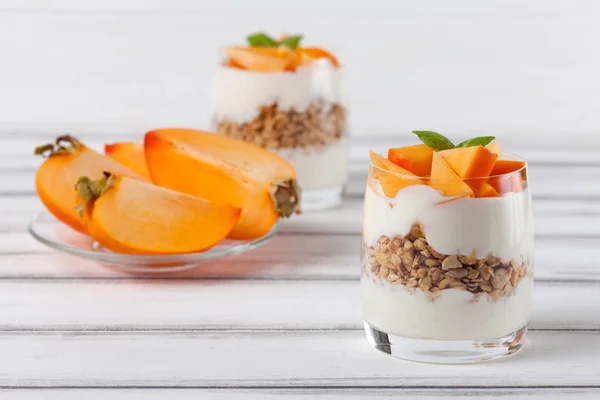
[370,152,527,181]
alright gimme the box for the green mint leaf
[246,32,278,47]
[279,35,303,50]
[455,136,496,148]
[412,130,455,151]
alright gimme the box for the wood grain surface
[1,134,599,398]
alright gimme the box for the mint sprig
[246,32,304,49]
[412,131,455,151]
[455,136,496,148]
[413,130,496,151]
[279,35,303,50]
[247,32,279,47]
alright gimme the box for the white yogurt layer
[363,183,535,262]
[211,61,347,123]
[274,139,349,190]
[362,276,533,339]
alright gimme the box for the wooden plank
[0,240,356,280]
[2,195,600,237]
[1,388,599,399]
[0,225,596,281]
[4,164,600,198]
[0,330,598,387]
[0,280,595,331]
[0,236,596,282]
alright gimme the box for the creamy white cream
[363,183,535,262]
[211,61,347,123]
[274,139,349,191]
[362,275,533,340]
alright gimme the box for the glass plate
[28,210,277,273]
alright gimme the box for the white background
[1,0,600,141]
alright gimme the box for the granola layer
[363,223,531,299]
[214,100,346,150]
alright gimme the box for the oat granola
[363,223,530,299]
[214,100,346,150]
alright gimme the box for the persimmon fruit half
[35,136,147,233]
[76,173,241,254]
[144,128,301,240]
[105,142,150,180]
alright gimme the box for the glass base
[301,186,343,211]
[364,320,528,364]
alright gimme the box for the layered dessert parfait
[362,131,534,363]
[211,33,348,210]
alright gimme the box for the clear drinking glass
[210,54,349,210]
[361,155,534,363]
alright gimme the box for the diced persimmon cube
[369,151,420,197]
[473,183,499,198]
[439,145,498,189]
[488,174,524,195]
[388,144,434,177]
[490,160,526,176]
[430,152,474,197]
[486,142,502,157]
[488,160,527,195]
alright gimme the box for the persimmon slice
[486,142,502,157]
[369,151,420,197]
[439,145,498,189]
[144,128,300,240]
[77,174,241,254]
[430,152,474,197]
[388,144,434,177]
[490,160,526,176]
[105,142,150,180]
[299,47,341,67]
[35,136,147,233]
[225,47,289,72]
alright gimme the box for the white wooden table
[2,135,600,399]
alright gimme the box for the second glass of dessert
[362,131,534,364]
[211,33,348,210]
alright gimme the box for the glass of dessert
[361,131,534,364]
[211,32,348,210]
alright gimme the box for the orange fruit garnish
[388,144,434,177]
[35,136,146,233]
[105,142,150,180]
[369,151,420,197]
[77,174,240,254]
[144,128,300,240]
